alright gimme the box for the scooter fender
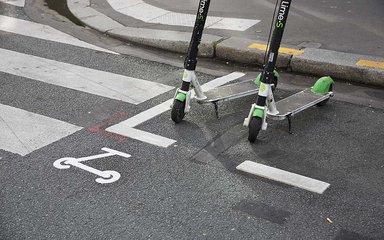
[244,104,265,127]
[311,76,334,95]
[171,88,187,107]
[243,104,256,127]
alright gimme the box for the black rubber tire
[171,99,185,123]
[248,117,263,143]
[316,84,333,107]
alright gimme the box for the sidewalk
[67,0,384,87]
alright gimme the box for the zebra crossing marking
[0,15,117,54]
[0,0,24,7]
[0,103,82,156]
[0,48,174,105]
[0,15,173,155]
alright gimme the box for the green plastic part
[311,76,334,95]
[254,73,262,86]
[273,70,280,80]
[252,108,264,118]
[175,92,186,102]
[254,70,280,86]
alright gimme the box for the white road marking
[236,160,330,194]
[53,147,130,184]
[106,72,245,147]
[120,99,174,128]
[106,0,260,31]
[0,48,174,104]
[0,15,117,54]
[0,0,24,7]
[111,127,177,147]
[200,72,246,91]
[0,103,82,156]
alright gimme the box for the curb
[291,48,384,87]
[67,0,221,57]
[67,0,384,87]
[216,37,298,69]
[109,27,222,58]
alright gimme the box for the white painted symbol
[53,147,131,184]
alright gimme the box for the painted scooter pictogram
[53,147,131,184]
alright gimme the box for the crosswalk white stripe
[0,48,174,105]
[0,103,82,156]
[0,15,117,54]
[0,0,24,7]
[107,0,260,31]
[236,161,330,194]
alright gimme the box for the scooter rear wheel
[248,117,262,143]
[171,99,185,123]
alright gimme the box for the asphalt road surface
[0,1,384,239]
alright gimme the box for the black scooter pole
[246,0,292,142]
[171,0,211,124]
[255,0,291,107]
[180,0,211,92]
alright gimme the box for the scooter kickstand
[287,114,293,134]
[213,101,219,119]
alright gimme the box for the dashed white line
[236,160,330,194]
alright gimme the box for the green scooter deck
[197,80,258,104]
[269,88,333,120]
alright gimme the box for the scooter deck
[269,88,332,120]
[197,80,258,104]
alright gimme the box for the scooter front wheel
[171,99,186,123]
[248,116,262,143]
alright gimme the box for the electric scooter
[171,0,334,143]
[171,0,260,121]
[243,0,334,142]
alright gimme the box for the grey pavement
[66,0,384,87]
